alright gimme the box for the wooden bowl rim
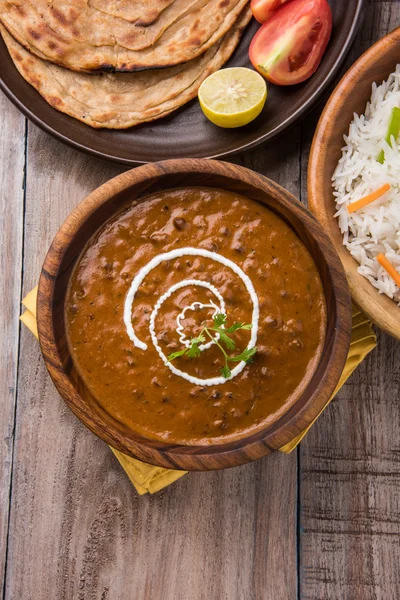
[37,158,352,470]
[308,26,400,340]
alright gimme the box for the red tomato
[250,0,294,24]
[249,0,332,86]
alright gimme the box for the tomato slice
[250,0,294,24]
[249,0,332,86]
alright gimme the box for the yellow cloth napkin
[21,287,376,492]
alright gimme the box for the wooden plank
[0,96,25,596]
[299,333,400,600]
[4,124,300,600]
[299,3,400,599]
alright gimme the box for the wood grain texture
[299,331,400,600]
[1,0,400,596]
[0,95,25,590]
[300,3,400,598]
[3,124,300,599]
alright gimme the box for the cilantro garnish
[167,313,257,379]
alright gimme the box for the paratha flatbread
[1,8,251,128]
[0,0,249,72]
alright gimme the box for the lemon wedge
[198,67,267,128]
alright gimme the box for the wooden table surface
[1,3,399,599]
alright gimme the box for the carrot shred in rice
[376,253,400,287]
[347,183,391,214]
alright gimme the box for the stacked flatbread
[0,0,251,128]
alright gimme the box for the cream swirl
[124,248,259,386]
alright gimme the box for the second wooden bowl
[308,27,400,340]
[37,159,351,471]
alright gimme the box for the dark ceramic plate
[0,1,364,165]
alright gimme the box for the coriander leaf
[221,322,244,333]
[168,348,188,362]
[221,365,232,379]
[229,347,257,363]
[222,322,253,333]
[240,346,257,363]
[186,342,201,359]
[218,331,236,350]
[213,313,227,327]
[168,313,255,374]
[191,333,206,345]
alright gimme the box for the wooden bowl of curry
[37,159,351,471]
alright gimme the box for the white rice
[332,64,400,304]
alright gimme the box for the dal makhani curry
[65,188,327,445]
